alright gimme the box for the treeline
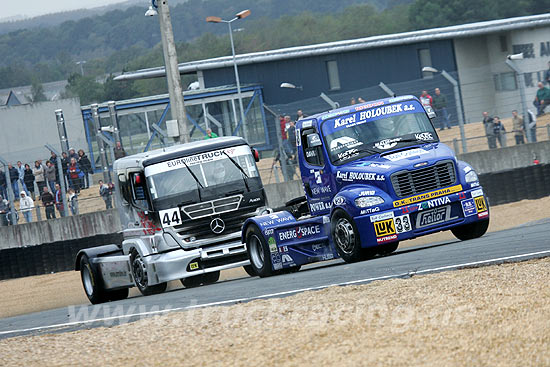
[1,0,548,105]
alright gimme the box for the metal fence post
[0,157,17,225]
[45,144,69,217]
[91,104,111,183]
[452,138,460,154]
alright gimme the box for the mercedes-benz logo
[210,218,225,234]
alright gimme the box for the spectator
[527,109,537,143]
[533,82,550,116]
[350,97,356,105]
[40,186,55,220]
[54,183,65,217]
[99,180,113,210]
[493,116,507,148]
[357,97,366,103]
[8,163,19,198]
[279,115,287,141]
[16,161,28,195]
[287,119,297,158]
[33,160,46,194]
[49,152,60,183]
[45,161,57,194]
[419,90,433,108]
[114,141,127,160]
[511,110,525,145]
[482,112,497,149]
[432,88,451,130]
[67,157,84,194]
[77,149,92,189]
[296,109,307,121]
[282,115,293,155]
[68,148,78,161]
[61,152,70,187]
[545,61,550,85]
[0,195,8,226]
[273,150,297,181]
[204,128,218,139]
[23,164,35,199]
[19,191,34,223]
[67,188,79,216]
[0,169,6,200]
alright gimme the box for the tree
[31,80,47,102]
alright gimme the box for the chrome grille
[391,160,456,198]
[182,195,242,219]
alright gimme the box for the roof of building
[115,13,550,81]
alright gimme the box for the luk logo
[474,196,487,212]
[374,218,396,237]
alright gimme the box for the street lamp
[207,10,251,140]
[280,82,303,90]
[145,0,189,144]
[505,53,533,143]
[422,66,467,153]
[76,61,86,76]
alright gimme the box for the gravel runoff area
[1,257,549,366]
[1,195,549,320]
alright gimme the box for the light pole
[422,66,467,153]
[207,10,251,140]
[505,53,533,143]
[76,61,86,76]
[146,0,189,144]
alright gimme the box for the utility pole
[157,0,189,144]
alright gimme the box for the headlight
[465,170,479,183]
[355,196,384,208]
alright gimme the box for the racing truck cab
[76,137,269,303]
[243,96,489,276]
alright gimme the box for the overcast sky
[3,0,131,18]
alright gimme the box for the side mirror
[424,105,437,119]
[307,133,322,148]
[252,148,260,162]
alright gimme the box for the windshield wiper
[223,151,250,192]
[332,147,379,164]
[181,160,203,202]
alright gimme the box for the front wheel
[130,249,167,296]
[246,225,274,277]
[451,219,489,241]
[331,210,372,263]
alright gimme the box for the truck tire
[378,242,399,256]
[130,249,167,296]
[80,256,129,304]
[246,225,274,277]
[331,210,371,263]
[181,271,220,288]
[451,219,489,241]
[243,265,257,277]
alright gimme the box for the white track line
[1,249,549,337]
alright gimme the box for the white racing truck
[75,137,270,304]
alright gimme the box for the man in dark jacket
[114,142,127,160]
[482,112,497,149]
[0,170,6,200]
[77,149,92,189]
[432,88,451,130]
[8,163,19,198]
[40,186,56,219]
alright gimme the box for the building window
[493,72,517,91]
[499,35,508,52]
[326,60,341,90]
[418,48,433,78]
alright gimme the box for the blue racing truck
[243,95,489,276]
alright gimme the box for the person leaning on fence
[99,180,113,210]
[204,128,218,139]
[41,186,55,220]
[511,110,525,145]
[0,195,9,226]
[19,191,34,223]
[482,112,497,149]
[492,116,507,148]
[67,188,79,216]
[533,82,550,116]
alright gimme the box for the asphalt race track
[1,219,549,340]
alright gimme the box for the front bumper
[143,240,249,284]
[355,187,489,248]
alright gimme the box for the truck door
[298,124,333,216]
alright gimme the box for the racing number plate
[416,205,452,228]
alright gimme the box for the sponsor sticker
[478,211,489,219]
[190,262,199,270]
[461,199,477,217]
[333,196,345,205]
[336,171,385,182]
[393,184,463,207]
[277,224,322,242]
[474,196,487,213]
[415,132,434,141]
[377,234,398,244]
[471,188,484,198]
[370,211,394,223]
[374,218,396,237]
[384,148,429,162]
[268,237,277,253]
[374,138,401,150]
[361,207,381,215]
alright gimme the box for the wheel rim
[132,253,148,289]
[249,234,265,269]
[82,265,94,296]
[334,217,355,254]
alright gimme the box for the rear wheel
[181,271,220,288]
[80,256,129,304]
[130,249,167,296]
[246,225,274,277]
[331,210,372,263]
[451,219,489,241]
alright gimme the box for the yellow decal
[190,262,199,270]
[374,219,396,237]
[474,196,487,213]
[393,184,463,207]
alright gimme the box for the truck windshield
[322,100,438,165]
[144,145,260,207]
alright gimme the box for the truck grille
[181,195,242,219]
[391,160,456,198]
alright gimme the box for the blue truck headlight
[465,170,479,183]
[355,196,384,208]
